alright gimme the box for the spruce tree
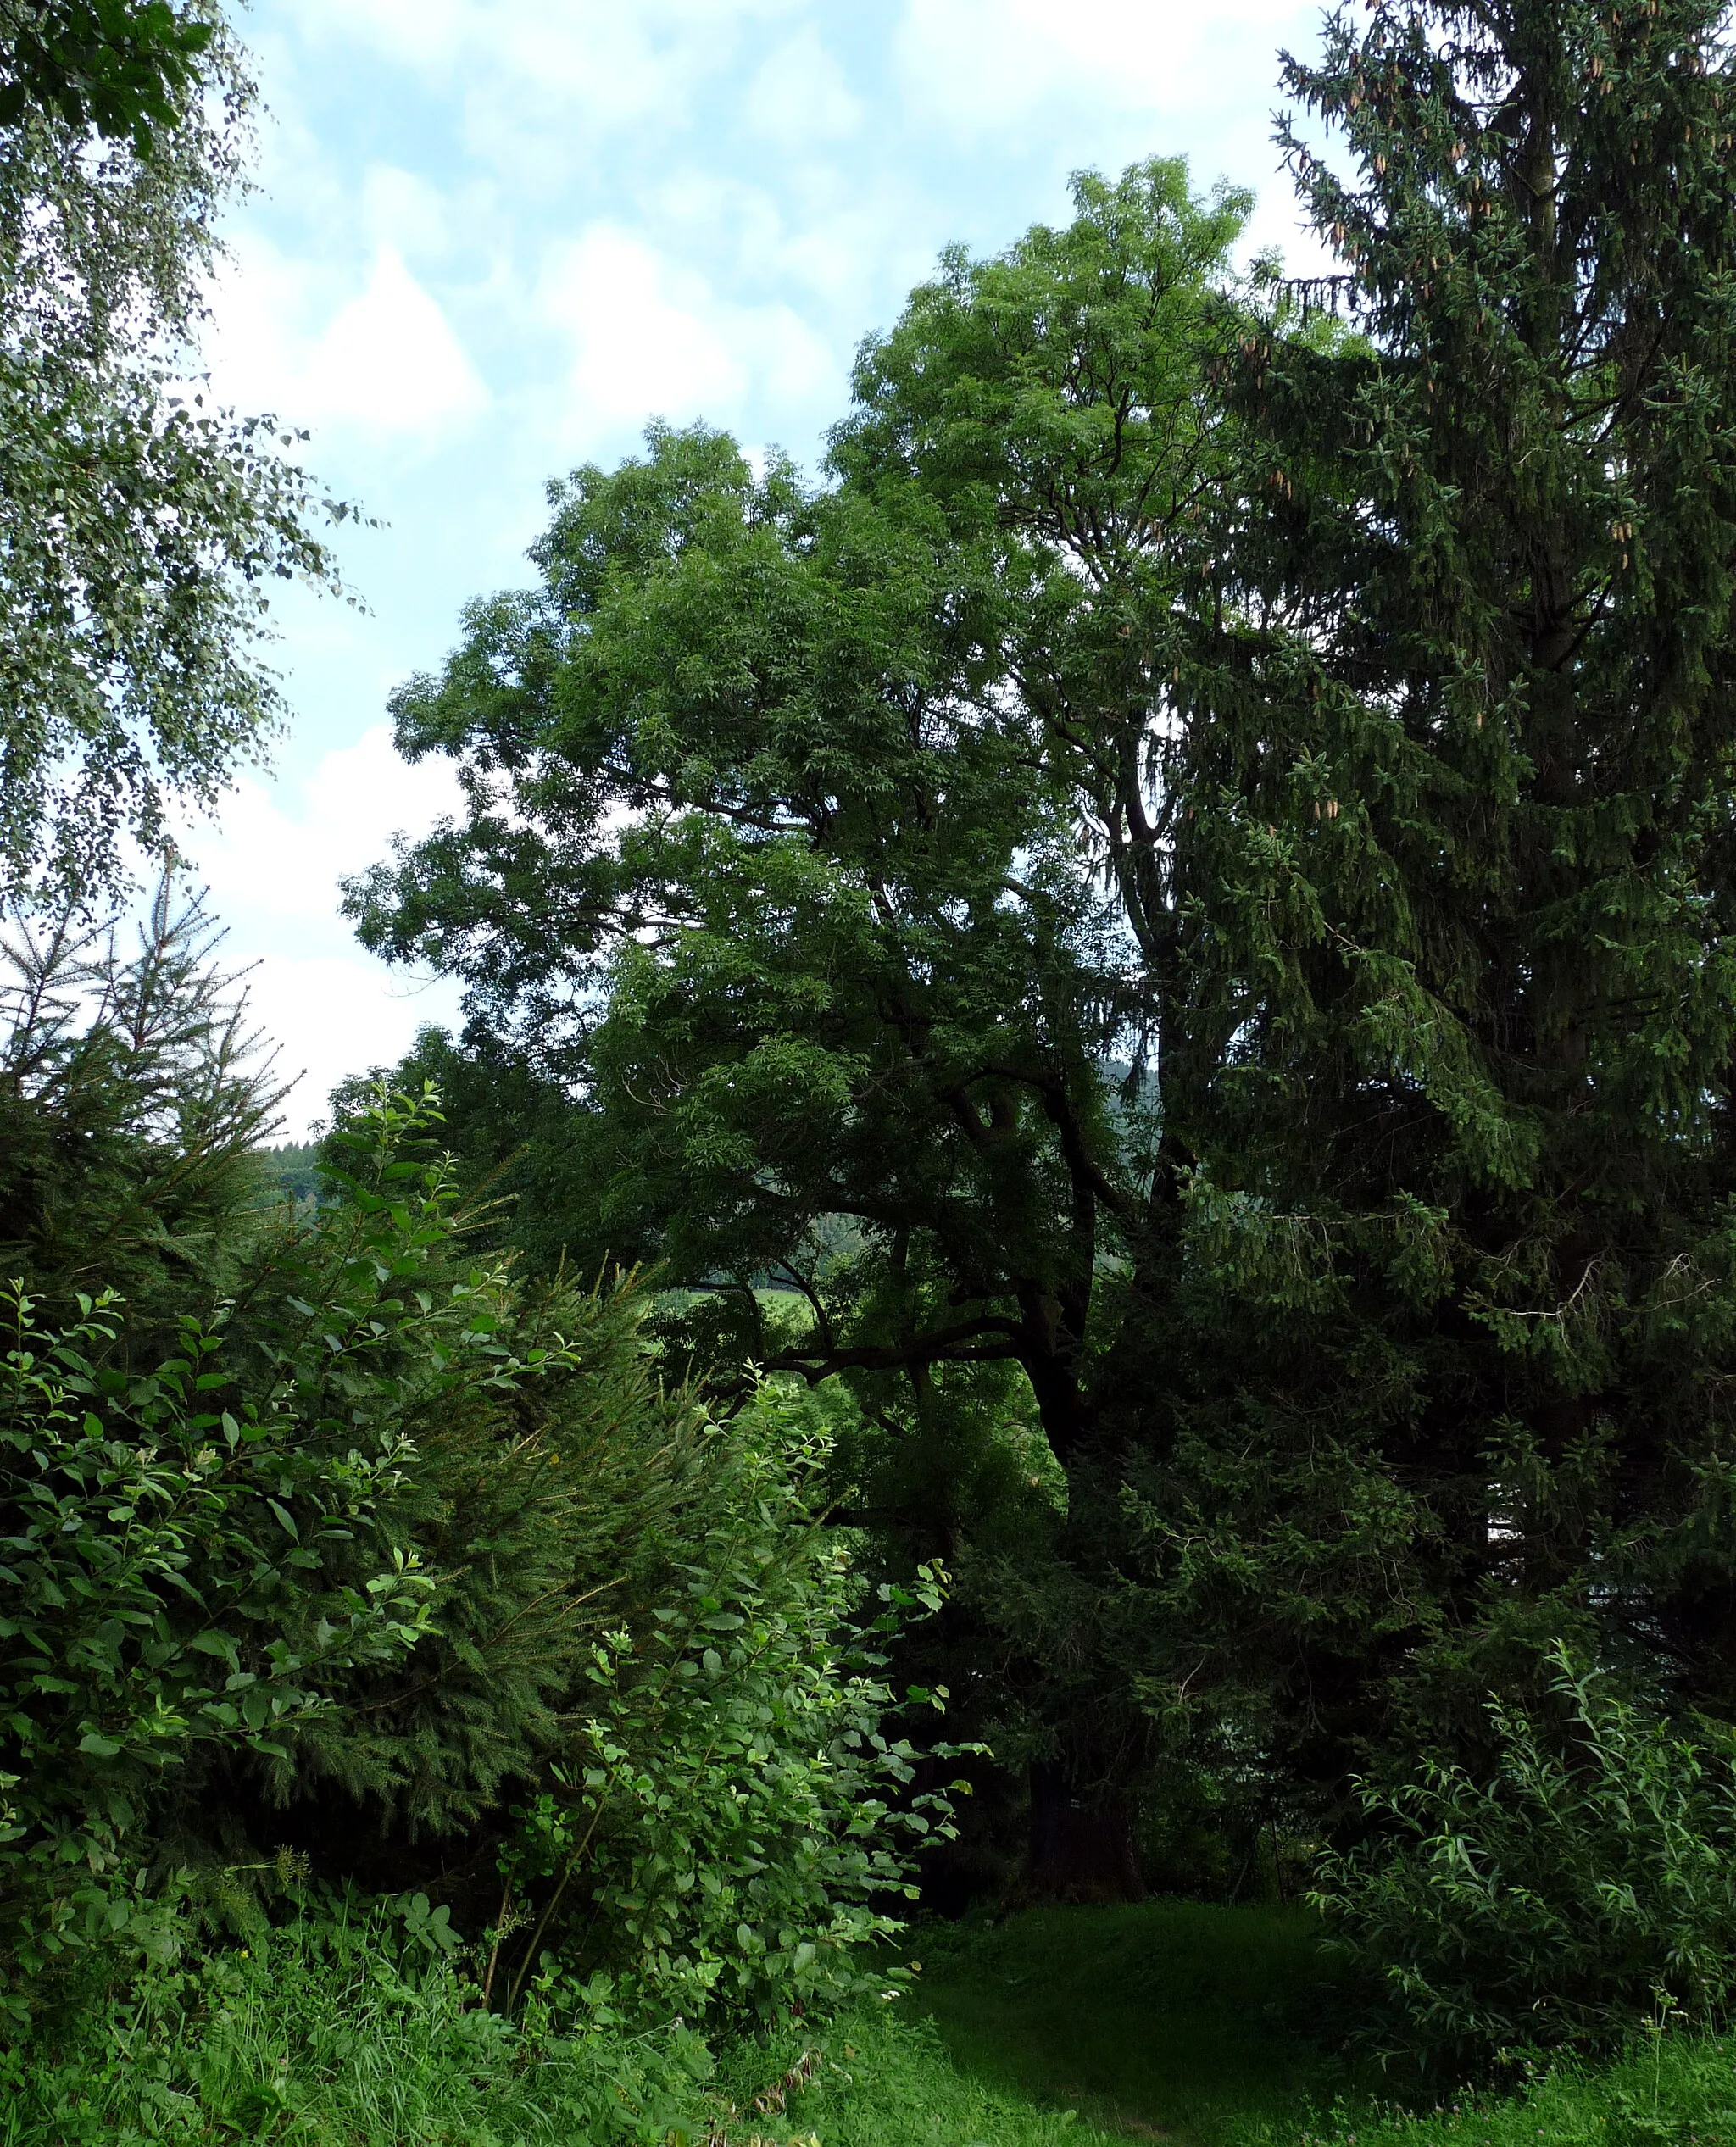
[1142,0,1736,1785]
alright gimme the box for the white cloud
[177,727,467,1134]
[744,31,862,146]
[246,954,461,1136]
[211,241,490,442]
[359,165,455,259]
[893,0,1317,133]
[294,0,800,134]
[187,726,460,930]
[540,224,841,440]
[286,0,476,73]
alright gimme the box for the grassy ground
[898,1900,1362,2144]
[12,1901,1736,2144]
[758,1980,1736,2147]
[721,2002,1132,2147]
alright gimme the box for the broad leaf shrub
[0,1286,436,2004]
[0,893,964,2039]
[496,1379,970,2029]
[198,1086,714,1843]
[1,1065,964,2044]
[1311,1643,1736,2066]
[0,1083,593,2010]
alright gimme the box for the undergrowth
[1264,2032,1736,2147]
[8,1902,1736,2146]
[0,1906,1110,2147]
[719,2003,1127,2147]
[906,1900,1361,2142]
[0,1914,714,2146]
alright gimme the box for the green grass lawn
[896,1899,1363,2144]
[757,1904,1736,2146]
[768,1902,1736,2147]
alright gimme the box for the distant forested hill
[257,1143,322,1202]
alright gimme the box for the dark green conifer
[1143,0,1736,1782]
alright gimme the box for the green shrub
[1,887,960,2035]
[2,1085,959,2033]
[0,1043,701,2001]
[492,1380,966,2029]
[1312,1643,1736,2065]
[1249,2030,1736,2147]
[0,1266,437,1997]
[225,1099,724,1844]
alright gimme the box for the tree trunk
[1026,1760,1143,1902]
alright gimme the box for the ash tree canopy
[348,159,1249,1465]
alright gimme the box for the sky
[184,0,1338,1135]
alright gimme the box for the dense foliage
[1140,0,1736,1802]
[0,3,343,912]
[350,0,1736,1992]
[20,0,1736,2104]
[1315,1647,1736,2064]
[347,159,1255,1892]
[0,895,957,2050]
[0,1265,435,1998]
[0,0,214,148]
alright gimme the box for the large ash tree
[348,160,1245,1474]
[348,162,1247,1894]
[1140,0,1736,1786]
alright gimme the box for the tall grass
[1260,2031,1736,2147]
[0,1913,711,2146]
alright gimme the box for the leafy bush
[213,1094,721,1846]
[0,885,960,2036]
[1311,1644,1736,2065]
[0,1280,438,1995]
[0,1072,609,1998]
[493,1380,965,2029]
